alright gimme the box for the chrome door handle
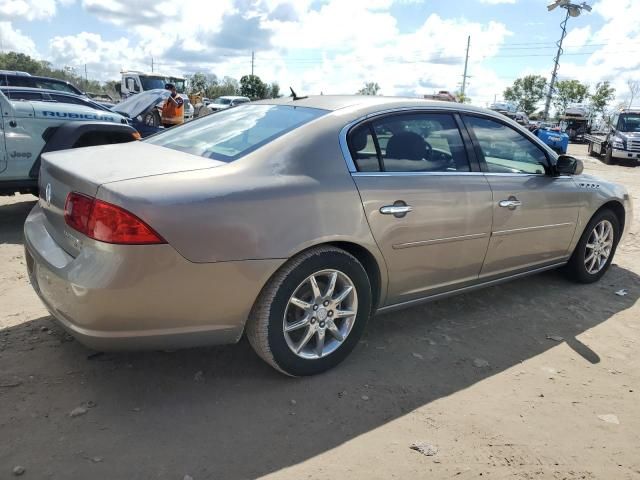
[499,199,522,209]
[380,204,412,217]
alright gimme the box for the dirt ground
[1,144,639,480]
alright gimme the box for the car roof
[251,94,495,116]
[1,73,75,84]
[0,86,84,96]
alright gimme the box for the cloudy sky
[1,0,639,106]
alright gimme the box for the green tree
[0,51,43,74]
[503,75,547,115]
[240,74,268,100]
[589,81,615,119]
[357,82,380,95]
[187,72,212,94]
[553,79,590,116]
[268,82,281,98]
[207,76,239,98]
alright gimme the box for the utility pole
[251,51,255,76]
[84,64,88,83]
[461,36,471,100]
[151,56,154,73]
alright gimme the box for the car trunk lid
[38,141,224,256]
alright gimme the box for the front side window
[146,104,326,162]
[348,113,470,173]
[464,115,548,174]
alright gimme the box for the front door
[348,111,493,305]
[462,114,580,277]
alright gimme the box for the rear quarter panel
[98,114,388,286]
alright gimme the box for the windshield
[139,76,167,91]
[169,78,185,93]
[618,114,640,132]
[214,98,232,105]
[112,89,168,117]
[146,104,327,162]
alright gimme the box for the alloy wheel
[283,269,358,360]
[584,219,614,275]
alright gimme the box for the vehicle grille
[627,139,640,152]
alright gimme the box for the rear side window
[146,104,327,162]
[50,94,88,106]
[348,112,470,172]
[4,90,44,101]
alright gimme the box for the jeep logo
[10,151,32,159]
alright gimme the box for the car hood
[618,131,640,139]
[112,89,170,118]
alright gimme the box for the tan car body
[24,96,632,351]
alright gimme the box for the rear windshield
[146,104,327,162]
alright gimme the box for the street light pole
[543,1,592,121]
[543,8,570,120]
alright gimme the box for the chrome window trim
[351,171,573,179]
[339,105,559,174]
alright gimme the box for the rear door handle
[499,199,522,209]
[380,203,412,218]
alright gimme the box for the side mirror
[556,155,583,176]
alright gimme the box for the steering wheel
[423,144,455,170]
[422,140,433,161]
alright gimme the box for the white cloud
[564,25,591,49]
[49,32,145,81]
[0,0,70,21]
[0,21,38,56]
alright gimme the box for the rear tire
[564,209,620,284]
[247,246,372,376]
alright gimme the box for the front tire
[565,209,620,284]
[604,146,616,165]
[247,246,372,376]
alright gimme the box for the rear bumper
[24,203,284,351]
[612,149,640,160]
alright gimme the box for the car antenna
[290,87,307,101]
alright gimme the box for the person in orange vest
[161,83,184,128]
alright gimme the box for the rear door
[348,111,493,305]
[462,114,580,277]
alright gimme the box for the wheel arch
[595,200,626,237]
[281,240,386,311]
[325,241,384,311]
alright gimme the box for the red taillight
[64,192,165,245]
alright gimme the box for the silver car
[24,96,632,376]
